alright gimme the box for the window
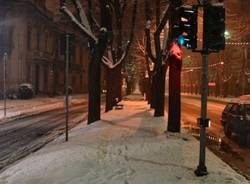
[80,73,83,86]
[26,65,31,82]
[230,104,238,114]
[224,103,233,113]
[80,47,83,65]
[59,34,65,55]
[55,36,59,57]
[36,31,40,50]
[237,105,244,116]
[44,66,48,87]
[45,32,48,52]
[27,26,32,50]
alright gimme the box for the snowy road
[0,102,88,171]
[168,96,250,179]
[0,97,248,184]
[181,97,225,135]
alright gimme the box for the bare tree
[60,0,137,123]
[137,37,153,103]
[221,1,250,96]
[104,0,138,112]
[144,0,171,116]
[144,0,184,133]
[60,0,111,124]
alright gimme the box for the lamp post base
[195,165,208,176]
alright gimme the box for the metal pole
[65,34,70,142]
[195,1,209,175]
[3,52,7,117]
[195,0,209,176]
[195,53,209,176]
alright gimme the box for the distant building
[0,0,90,98]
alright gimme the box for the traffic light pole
[3,53,7,117]
[195,51,209,176]
[65,34,70,142]
[170,0,224,176]
[195,1,210,176]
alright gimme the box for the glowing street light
[224,30,230,40]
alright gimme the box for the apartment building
[0,0,90,98]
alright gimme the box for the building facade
[0,0,90,98]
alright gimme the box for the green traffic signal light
[174,5,198,49]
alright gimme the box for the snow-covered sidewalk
[0,95,248,184]
[0,94,88,123]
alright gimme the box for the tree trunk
[88,32,108,124]
[112,64,122,103]
[105,68,116,112]
[117,65,123,101]
[145,77,150,101]
[144,54,152,104]
[88,49,101,124]
[154,65,167,116]
[105,64,123,112]
[167,55,182,132]
[147,77,152,104]
[126,78,132,95]
[105,69,112,112]
[150,74,156,108]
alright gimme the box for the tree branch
[102,53,125,69]
[102,0,137,69]
[86,0,101,30]
[156,0,160,27]
[73,0,91,32]
[137,39,146,55]
[102,55,113,68]
[120,0,137,61]
[144,0,157,62]
[154,5,170,61]
[145,21,157,63]
[121,0,127,18]
[60,5,98,42]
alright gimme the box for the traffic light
[173,5,198,49]
[204,4,225,51]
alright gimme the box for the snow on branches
[60,0,137,69]
[60,0,97,42]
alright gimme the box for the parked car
[17,83,34,99]
[221,97,250,145]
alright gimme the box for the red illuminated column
[167,42,183,132]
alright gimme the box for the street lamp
[183,55,192,65]
[224,30,230,40]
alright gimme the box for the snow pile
[0,96,248,184]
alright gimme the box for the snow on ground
[0,94,87,122]
[181,93,235,104]
[0,95,248,184]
